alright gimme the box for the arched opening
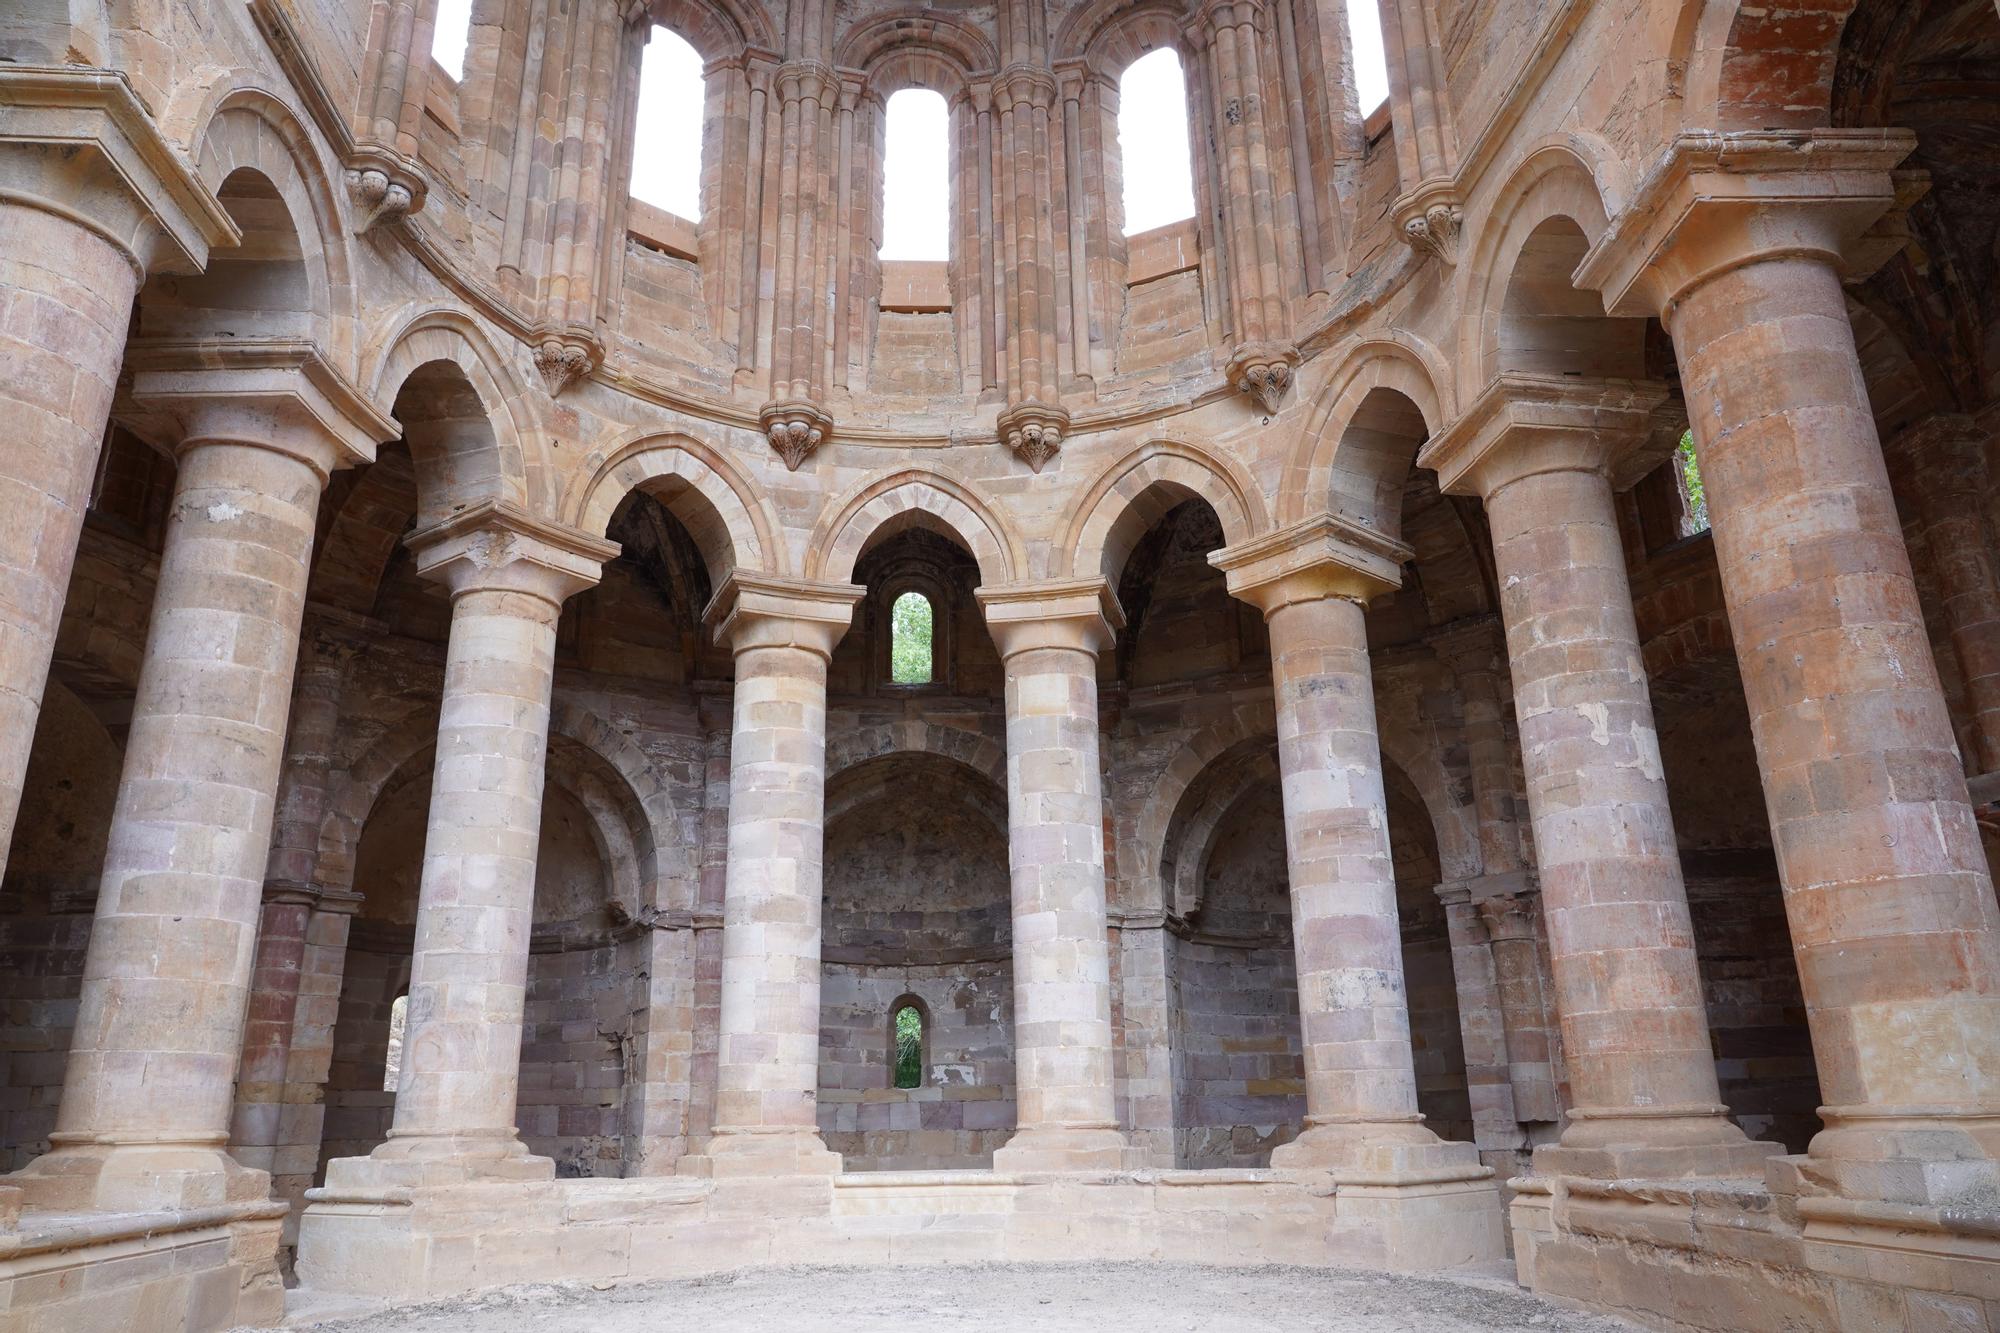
[1346,0,1389,114]
[382,994,409,1092]
[880,89,949,261]
[1495,215,1642,381]
[1117,48,1196,235]
[891,996,927,1089]
[431,0,472,80]
[631,25,706,221]
[889,590,935,684]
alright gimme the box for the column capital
[1428,615,1508,678]
[977,577,1124,659]
[0,65,239,277]
[1209,513,1410,616]
[125,337,397,481]
[703,571,862,660]
[1575,128,1919,321]
[1419,372,1670,500]
[408,499,619,606]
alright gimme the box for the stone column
[11,342,388,1212]
[698,574,861,1177]
[230,628,354,1223]
[1422,376,1775,1179]
[0,68,234,891]
[1434,884,1524,1158]
[1579,129,2000,1204]
[330,503,614,1185]
[977,581,1135,1172]
[1431,617,1527,877]
[1476,893,1563,1126]
[1212,518,1478,1174]
[1891,415,2000,775]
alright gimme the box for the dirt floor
[274,1261,1642,1332]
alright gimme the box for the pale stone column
[1422,377,1775,1179]
[1212,518,1481,1176]
[0,68,234,890]
[1580,130,2000,1203]
[698,574,861,1177]
[1434,884,1523,1158]
[1476,893,1563,1126]
[12,342,387,1213]
[331,503,614,1184]
[977,581,1135,1171]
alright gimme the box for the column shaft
[1671,254,2000,1189]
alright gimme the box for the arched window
[889,590,934,684]
[1676,430,1710,536]
[631,26,705,220]
[382,994,409,1092]
[430,0,473,81]
[1347,0,1389,114]
[880,89,950,260]
[1116,49,1195,235]
[892,998,925,1089]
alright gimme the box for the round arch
[567,429,783,582]
[635,0,774,61]
[837,10,997,92]
[824,718,1007,794]
[1121,703,1277,915]
[1063,439,1269,582]
[807,468,1024,589]
[1672,0,1863,133]
[1282,333,1452,530]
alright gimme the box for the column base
[1531,1104,1782,1180]
[991,1126,1144,1174]
[1800,1106,2000,1207]
[7,1138,272,1213]
[1269,1120,1505,1270]
[681,1128,842,1179]
[323,1131,555,1191]
[1270,1118,1485,1177]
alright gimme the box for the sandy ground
[272,1261,1643,1332]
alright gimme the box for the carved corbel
[1224,342,1299,416]
[760,398,834,471]
[532,325,603,397]
[997,401,1070,473]
[344,144,428,233]
[1395,178,1464,267]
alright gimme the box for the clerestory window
[1347,0,1389,115]
[892,999,925,1089]
[431,0,472,80]
[1117,49,1195,235]
[631,26,706,220]
[881,89,950,261]
[889,590,934,685]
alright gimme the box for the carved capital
[1224,342,1299,416]
[1395,179,1464,266]
[532,325,602,397]
[343,143,427,232]
[760,398,834,470]
[1209,512,1411,614]
[997,400,1070,472]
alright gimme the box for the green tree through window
[1677,429,1710,536]
[893,1003,923,1088]
[890,591,933,684]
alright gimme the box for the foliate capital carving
[1394,178,1463,266]
[532,325,602,397]
[1224,342,1299,416]
[761,399,834,471]
[997,401,1070,473]
[343,143,428,232]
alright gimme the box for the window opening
[631,26,706,220]
[893,1001,924,1089]
[383,994,410,1092]
[890,590,934,684]
[1676,429,1710,537]
[1117,49,1196,235]
[431,0,472,81]
[1347,0,1389,114]
[881,89,950,260]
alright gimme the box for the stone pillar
[1421,375,1775,1179]
[1431,617,1527,877]
[1579,129,2000,1204]
[0,68,234,891]
[1891,415,2000,775]
[1476,893,1563,1126]
[1435,884,1524,1158]
[12,342,388,1212]
[330,503,613,1185]
[230,628,354,1226]
[697,574,861,1177]
[977,581,1136,1171]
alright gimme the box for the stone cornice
[407,498,620,606]
[1209,513,1411,614]
[124,336,396,477]
[1574,128,1919,320]
[703,572,865,659]
[0,64,238,276]
[976,578,1125,659]
[1418,372,1670,500]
